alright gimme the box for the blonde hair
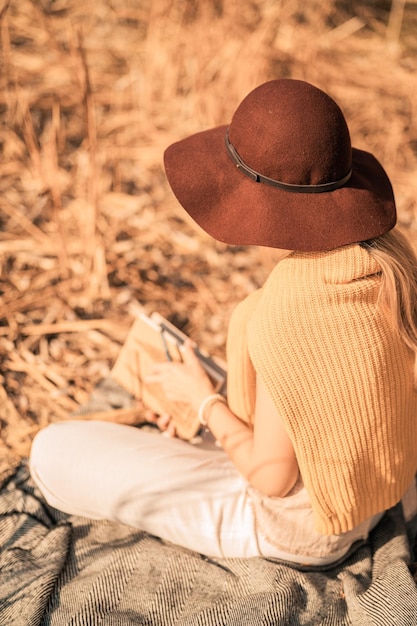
[360,228,417,383]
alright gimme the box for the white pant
[30,420,281,559]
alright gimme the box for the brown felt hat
[163,79,396,252]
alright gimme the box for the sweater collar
[268,244,381,287]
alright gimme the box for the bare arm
[147,342,299,497]
[205,374,299,496]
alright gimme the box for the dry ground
[1,0,417,477]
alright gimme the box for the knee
[30,422,69,488]
[31,422,60,464]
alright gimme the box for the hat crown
[229,80,352,187]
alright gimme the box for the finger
[144,410,159,423]
[157,413,171,429]
[180,339,200,365]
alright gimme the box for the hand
[144,340,215,412]
[145,411,178,438]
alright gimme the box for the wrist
[198,393,227,427]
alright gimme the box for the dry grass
[1,0,417,478]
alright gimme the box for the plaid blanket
[1,463,417,626]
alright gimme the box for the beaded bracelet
[197,393,227,427]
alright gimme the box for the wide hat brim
[164,124,396,252]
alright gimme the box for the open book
[111,311,227,439]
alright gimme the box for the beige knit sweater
[226,244,417,535]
